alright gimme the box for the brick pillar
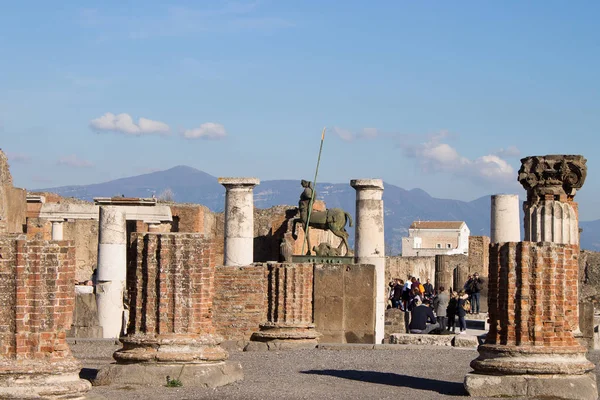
[247,263,320,350]
[464,242,597,399]
[0,239,90,398]
[95,233,243,387]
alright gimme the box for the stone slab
[244,340,317,351]
[389,333,453,346]
[317,344,375,350]
[464,372,598,400]
[0,371,91,399]
[94,361,243,388]
[451,335,479,348]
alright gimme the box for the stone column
[350,179,385,344]
[465,242,597,399]
[147,221,160,233]
[95,233,242,387]
[218,177,260,266]
[434,255,453,291]
[50,219,64,240]
[247,263,320,350]
[490,194,520,243]
[0,239,90,398]
[96,206,127,339]
[519,155,587,245]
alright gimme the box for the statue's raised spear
[301,127,326,256]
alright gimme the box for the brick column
[218,177,260,266]
[464,242,597,399]
[95,233,242,387]
[351,179,385,344]
[0,239,90,398]
[247,263,320,350]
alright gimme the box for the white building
[401,221,470,257]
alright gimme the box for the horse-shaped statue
[292,207,354,256]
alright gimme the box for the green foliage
[165,376,183,387]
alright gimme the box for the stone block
[464,372,598,400]
[389,333,453,346]
[451,335,478,348]
[94,361,243,388]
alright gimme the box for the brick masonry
[0,238,76,360]
[487,241,580,347]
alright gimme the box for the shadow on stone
[80,368,99,381]
[300,369,466,396]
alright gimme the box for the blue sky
[1,1,599,219]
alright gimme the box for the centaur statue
[292,180,353,256]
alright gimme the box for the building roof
[409,221,465,230]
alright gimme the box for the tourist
[468,273,484,314]
[423,278,434,299]
[433,286,449,330]
[446,291,458,332]
[408,298,439,334]
[390,279,404,309]
[464,275,474,312]
[407,287,422,312]
[457,290,470,334]
[402,278,412,311]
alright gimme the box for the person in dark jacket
[446,291,458,332]
[408,299,439,334]
[457,290,469,333]
[469,273,484,314]
[391,279,404,309]
[423,278,434,299]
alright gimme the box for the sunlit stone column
[490,194,520,243]
[219,177,260,266]
[351,179,385,344]
[51,219,64,240]
[96,206,127,339]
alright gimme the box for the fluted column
[219,177,260,266]
[350,179,385,344]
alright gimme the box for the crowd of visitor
[388,274,485,335]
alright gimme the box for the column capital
[218,177,260,189]
[350,179,384,191]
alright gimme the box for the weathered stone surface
[518,154,587,202]
[464,372,598,400]
[451,335,478,348]
[580,250,600,306]
[94,361,243,388]
[68,292,103,339]
[384,308,406,340]
[389,333,453,346]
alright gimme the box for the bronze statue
[292,180,353,256]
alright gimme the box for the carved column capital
[518,155,587,202]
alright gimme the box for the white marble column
[490,194,521,243]
[51,219,64,240]
[524,200,579,245]
[351,179,385,344]
[96,206,127,339]
[218,177,260,266]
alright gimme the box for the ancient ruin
[465,154,597,400]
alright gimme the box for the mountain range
[35,166,600,254]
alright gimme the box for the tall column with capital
[219,177,260,266]
[351,179,385,344]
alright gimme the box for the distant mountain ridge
[35,166,600,254]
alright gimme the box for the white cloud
[494,145,521,158]
[183,123,227,140]
[403,131,515,183]
[332,126,354,141]
[57,155,94,168]
[90,112,170,136]
[332,126,381,141]
[6,152,30,163]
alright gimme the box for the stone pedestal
[96,233,242,387]
[248,263,320,350]
[464,242,597,399]
[351,179,385,344]
[218,177,260,266]
[0,239,90,399]
[96,206,127,339]
[490,194,520,243]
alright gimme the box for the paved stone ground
[73,341,600,400]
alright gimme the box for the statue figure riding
[292,180,353,256]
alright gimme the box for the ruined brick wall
[386,256,436,285]
[213,265,268,341]
[468,236,490,276]
[127,233,217,335]
[0,238,76,359]
[487,242,579,347]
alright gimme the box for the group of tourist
[388,273,485,335]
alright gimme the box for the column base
[246,322,321,351]
[94,361,243,388]
[464,372,598,400]
[0,359,91,399]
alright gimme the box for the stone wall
[213,265,268,341]
[313,263,376,343]
[0,238,76,359]
[580,250,600,305]
[385,256,435,285]
[468,236,490,276]
[0,151,26,235]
